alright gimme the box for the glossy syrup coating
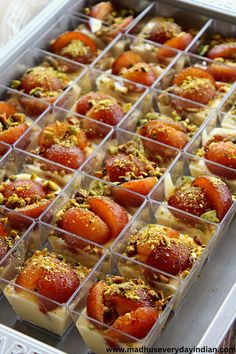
[15,249,89,312]
[105,153,146,182]
[85,1,134,25]
[20,67,66,95]
[87,276,165,342]
[76,92,124,136]
[124,224,201,276]
[0,101,28,145]
[140,120,188,152]
[96,140,166,206]
[192,176,233,221]
[158,33,193,57]
[112,51,142,75]
[146,18,182,44]
[168,183,212,217]
[50,31,97,64]
[168,176,233,221]
[200,135,236,175]
[58,207,111,246]
[0,176,59,220]
[173,67,216,106]
[38,120,88,169]
[56,192,129,247]
[122,63,156,88]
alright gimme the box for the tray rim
[0,0,235,351]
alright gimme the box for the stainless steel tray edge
[0,0,235,352]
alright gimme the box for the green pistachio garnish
[200,210,219,223]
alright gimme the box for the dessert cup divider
[68,250,179,350]
[14,105,113,171]
[184,110,236,155]
[149,152,236,247]
[93,32,181,87]
[33,13,123,69]
[80,126,181,196]
[183,18,213,53]
[188,17,236,58]
[119,87,216,149]
[182,108,219,153]
[68,0,153,31]
[54,65,150,115]
[218,111,236,131]
[126,1,210,44]
[0,148,76,220]
[39,171,146,241]
[89,32,124,69]
[150,52,183,89]
[110,199,214,307]
[0,84,52,128]
[0,207,35,267]
[0,47,85,93]
[0,221,108,337]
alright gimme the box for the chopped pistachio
[11,80,21,89]
[29,87,44,96]
[30,174,37,180]
[46,193,55,200]
[200,210,219,223]
[8,175,17,181]
[175,176,192,189]
[68,125,80,135]
[108,146,118,155]
[47,180,58,192]
[196,148,205,157]
[0,193,4,205]
[146,112,161,121]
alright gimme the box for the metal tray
[0,0,235,353]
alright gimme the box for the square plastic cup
[40,172,145,253]
[0,85,51,149]
[127,1,209,49]
[81,127,180,205]
[188,17,236,63]
[0,207,34,294]
[68,0,151,32]
[150,153,236,252]
[111,199,216,309]
[156,51,235,93]
[185,110,236,158]
[35,14,121,67]
[0,148,75,220]
[14,106,112,171]
[55,66,149,115]
[119,87,216,149]
[0,48,86,117]
[0,221,107,337]
[68,251,179,354]
[94,33,179,86]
